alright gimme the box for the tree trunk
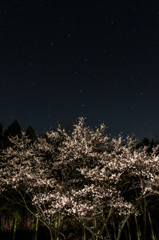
[83,224,86,240]
[12,214,18,240]
[101,208,113,240]
[126,220,131,240]
[9,217,14,240]
[112,220,116,240]
[134,215,141,240]
[148,212,156,240]
[34,217,39,240]
[116,214,131,240]
[10,210,20,240]
[143,198,147,240]
[49,227,54,240]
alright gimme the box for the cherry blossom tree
[1,117,159,240]
[29,118,140,239]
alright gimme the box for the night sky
[1,0,159,141]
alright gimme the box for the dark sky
[1,0,159,141]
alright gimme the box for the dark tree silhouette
[142,137,150,146]
[0,123,3,137]
[0,123,3,149]
[3,119,22,148]
[25,126,37,142]
[135,136,159,155]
